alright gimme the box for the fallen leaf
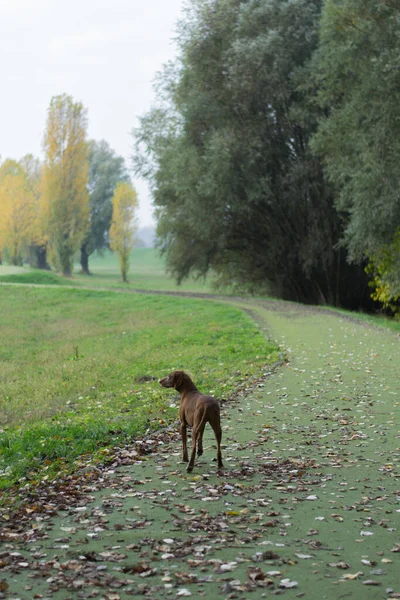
[329,561,350,569]
[215,562,237,572]
[342,572,363,580]
[279,578,298,588]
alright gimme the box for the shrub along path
[1,298,399,599]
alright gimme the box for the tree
[366,232,400,316]
[80,140,130,274]
[0,159,35,265]
[19,154,49,269]
[109,182,138,282]
[41,94,89,276]
[134,0,370,307]
[311,0,400,304]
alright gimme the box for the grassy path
[2,299,399,599]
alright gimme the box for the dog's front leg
[187,431,197,472]
[181,422,189,462]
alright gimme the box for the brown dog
[159,370,223,472]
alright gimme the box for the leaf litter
[0,300,399,599]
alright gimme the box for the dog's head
[159,370,185,390]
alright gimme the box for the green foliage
[133,0,370,308]
[312,0,400,263]
[0,285,278,487]
[366,230,400,316]
[81,140,130,274]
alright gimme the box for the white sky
[0,0,185,226]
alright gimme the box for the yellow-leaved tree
[109,182,138,282]
[0,159,35,265]
[41,94,89,275]
[366,231,400,317]
[19,154,48,269]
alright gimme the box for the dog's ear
[173,370,184,390]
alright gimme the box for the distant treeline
[133,0,400,313]
[0,95,137,279]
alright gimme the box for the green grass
[0,248,221,293]
[74,248,219,292]
[0,285,278,489]
[0,270,74,286]
[1,248,398,493]
[4,297,399,600]
[329,305,400,333]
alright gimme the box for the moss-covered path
[2,300,399,599]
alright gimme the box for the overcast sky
[0,0,185,226]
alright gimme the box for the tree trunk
[37,245,50,270]
[38,246,49,270]
[80,242,90,275]
[60,250,72,277]
[29,245,51,269]
[121,252,128,282]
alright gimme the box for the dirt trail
[2,299,399,600]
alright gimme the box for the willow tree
[42,94,89,276]
[312,0,400,311]
[134,0,370,308]
[109,182,138,282]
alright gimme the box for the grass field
[2,251,400,599]
[0,248,217,293]
[76,248,216,293]
[0,284,278,489]
[3,297,399,599]
[1,249,399,493]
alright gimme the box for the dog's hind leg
[187,407,207,472]
[188,425,201,472]
[210,420,223,469]
[197,421,206,457]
